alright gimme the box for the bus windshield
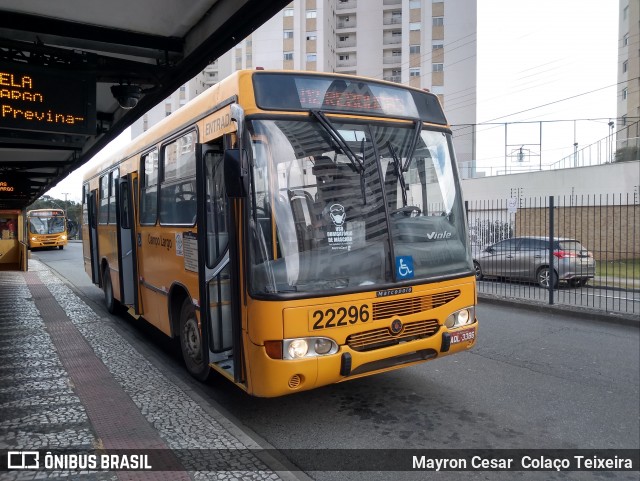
[29,214,65,235]
[248,117,472,296]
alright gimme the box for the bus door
[115,174,139,310]
[196,142,244,384]
[87,190,100,284]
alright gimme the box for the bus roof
[82,70,448,183]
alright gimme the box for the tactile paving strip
[24,271,189,481]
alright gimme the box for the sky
[473,0,618,173]
[45,0,620,203]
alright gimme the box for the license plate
[450,327,475,344]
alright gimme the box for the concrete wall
[464,161,640,261]
[461,161,640,201]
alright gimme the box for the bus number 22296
[310,304,371,330]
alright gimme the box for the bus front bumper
[29,235,67,248]
[244,321,477,398]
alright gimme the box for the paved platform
[0,260,295,481]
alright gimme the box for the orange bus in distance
[27,208,68,250]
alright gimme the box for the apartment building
[617,0,640,150]
[132,0,477,168]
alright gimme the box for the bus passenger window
[98,175,109,225]
[140,150,158,225]
[108,169,119,225]
[160,132,197,225]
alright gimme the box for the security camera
[110,84,142,109]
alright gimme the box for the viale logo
[426,231,452,240]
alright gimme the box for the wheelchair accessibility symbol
[395,256,414,279]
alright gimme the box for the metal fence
[466,193,640,315]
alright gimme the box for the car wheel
[536,266,558,289]
[102,267,118,314]
[473,261,483,280]
[179,298,211,381]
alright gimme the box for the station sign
[0,62,96,135]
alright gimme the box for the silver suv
[473,236,596,288]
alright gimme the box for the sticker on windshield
[396,256,414,279]
[327,204,353,251]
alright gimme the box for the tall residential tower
[617,0,640,153]
[133,0,477,168]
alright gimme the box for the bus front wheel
[179,298,210,381]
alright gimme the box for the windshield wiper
[402,120,422,172]
[310,110,364,174]
[387,141,407,207]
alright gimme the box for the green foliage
[614,146,640,163]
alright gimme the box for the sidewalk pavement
[0,260,301,481]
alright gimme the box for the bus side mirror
[224,149,248,198]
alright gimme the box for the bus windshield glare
[29,213,66,235]
[248,117,472,296]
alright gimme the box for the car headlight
[445,307,475,328]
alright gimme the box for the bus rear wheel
[179,298,210,381]
[102,268,117,314]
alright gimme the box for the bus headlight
[288,339,308,358]
[31,237,37,242]
[445,307,475,328]
[60,235,67,240]
[277,337,339,359]
[314,338,333,355]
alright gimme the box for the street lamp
[608,121,615,162]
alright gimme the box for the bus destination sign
[0,62,96,135]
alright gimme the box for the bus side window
[108,168,119,225]
[160,132,196,225]
[205,151,228,267]
[140,149,158,225]
[98,175,109,224]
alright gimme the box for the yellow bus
[27,208,68,250]
[82,70,477,397]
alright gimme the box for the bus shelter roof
[0,0,290,209]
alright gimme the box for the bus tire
[179,298,210,381]
[102,268,118,314]
[59,245,64,250]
